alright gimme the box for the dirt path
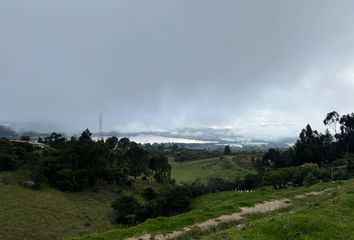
[126,198,291,240]
[294,189,331,199]
[126,189,330,240]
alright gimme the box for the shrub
[264,167,294,188]
[52,169,77,191]
[303,172,316,186]
[207,177,235,192]
[182,181,208,198]
[293,163,319,185]
[332,169,351,180]
[142,187,157,201]
[146,185,192,217]
[316,168,332,182]
[265,163,319,188]
[112,196,143,226]
[330,158,348,167]
[0,153,18,171]
[239,174,262,190]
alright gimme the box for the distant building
[10,140,46,148]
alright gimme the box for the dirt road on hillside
[126,189,330,240]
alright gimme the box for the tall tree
[339,113,354,153]
[106,136,118,150]
[223,145,231,155]
[323,111,340,137]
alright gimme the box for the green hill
[76,179,353,240]
[0,171,116,240]
[171,155,256,183]
[200,181,354,240]
[3,168,354,240]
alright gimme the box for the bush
[207,177,234,192]
[142,187,157,200]
[158,185,191,216]
[316,168,332,182]
[330,158,348,167]
[265,163,319,188]
[182,181,208,198]
[145,185,192,217]
[239,174,262,190]
[345,154,354,176]
[332,169,351,180]
[293,163,319,185]
[112,196,143,226]
[0,153,18,171]
[264,167,294,188]
[303,172,316,186]
[52,169,77,191]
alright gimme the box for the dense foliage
[0,129,172,191]
[257,111,354,188]
[111,173,263,226]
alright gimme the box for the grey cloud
[1,0,354,137]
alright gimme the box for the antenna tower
[99,113,103,141]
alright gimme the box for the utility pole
[99,113,103,141]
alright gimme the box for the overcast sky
[1,0,354,137]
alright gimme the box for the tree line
[257,111,354,188]
[0,129,172,191]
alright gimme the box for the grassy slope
[171,155,256,183]
[76,180,343,240]
[201,180,354,240]
[0,171,116,240]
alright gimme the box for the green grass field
[199,181,354,240]
[76,179,348,240]
[171,155,256,183]
[0,171,116,240]
[3,159,354,240]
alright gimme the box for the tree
[117,137,131,152]
[207,177,234,192]
[239,174,262,190]
[292,163,319,185]
[79,129,92,142]
[171,143,179,152]
[223,145,231,155]
[106,136,118,150]
[346,154,354,176]
[0,153,18,171]
[142,187,157,200]
[149,154,171,183]
[158,186,191,216]
[293,124,332,165]
[265,167,294,188]
[338,113,354,153]
[112,196,143,225]
[44,132,67,148]
[303,172,316,186]
[323,111,340,136]
[125,145,149,178]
